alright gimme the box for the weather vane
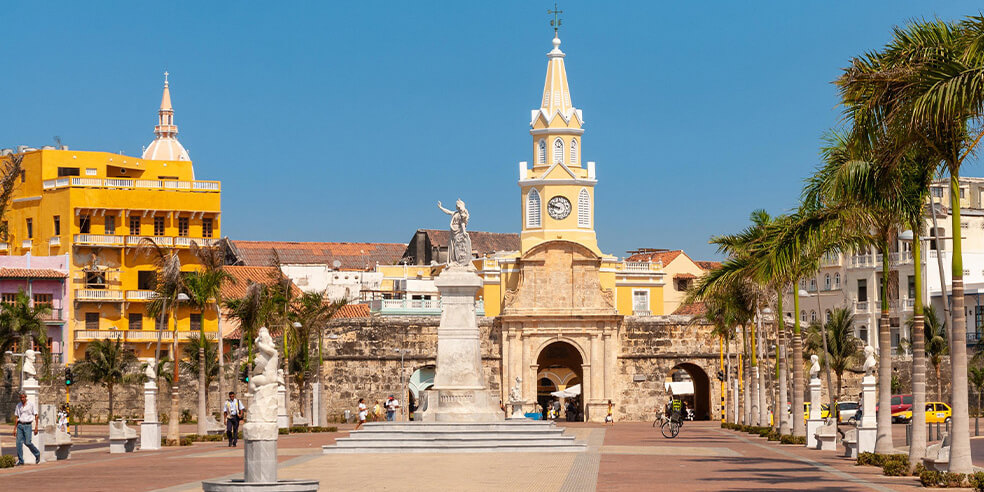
[548,3,563,36]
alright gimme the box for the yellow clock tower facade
[519,35,599,256]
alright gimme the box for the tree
[224,282,271,390]
[805,308,862,397]
[74,338,138,419]
[914,305,948,402]
[179,334,221,411]
[0,290,51,363]
[185,241,233,435]
[288,291,347,423]
[969,365,984,433]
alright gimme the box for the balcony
[619,261,662,272]
[122,236,218,248]
[48,236,60,247]
[40,308,63,322]
[890,251,913,265]
[74,234,124,247]
[854,300,870,314]
[126,235,172,247]
[850,255,875,269]
[43,177,220,193]
[126,290,158,301]
[820,253,841,268]
[0,242,8,251]
[75,289,124,301]
[73,329,218,343]
[367,298,485,316]
[20,239,32,249]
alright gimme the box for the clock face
[547,196,572,220]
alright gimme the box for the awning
[550,384,581,398]
[664,381,694,396]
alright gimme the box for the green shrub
[0,455,16,468]
[180,436,193,446]
[921,470,969,488]
[180,409,194,424]
[310,426,337,433]
[766,430,780,441]
[913,463,927,477]
[882,460,910,476]
[289,426,311,433]
[279,428,289,435]
[969,471,984,490]
[944,473,968,488]
[778,434,806,445]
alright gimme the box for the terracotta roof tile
[673,302,706,316]
[0,268,67,279]
[673,273,697,279]
[230,240,406,269]
[332,303,370,319]
[221,266,301,300]
[626,249,683,265]
[418,229,520,256]
[695,261,722,271]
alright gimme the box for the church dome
[142,136,190,161]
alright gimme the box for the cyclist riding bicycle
[669,397,683,424]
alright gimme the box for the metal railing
[74,234,124,246]
[126,290,158,300]
[49,236,61,247]
[43,177,220,192]
[854,300,870,313]
[20,239,32,249]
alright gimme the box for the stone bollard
[857,375,876,454]
[22,376,43,464]
[805,377,823,449]
[141,380,161,450]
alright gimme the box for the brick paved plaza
[0,422,943,491]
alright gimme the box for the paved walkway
[0,422,932,491]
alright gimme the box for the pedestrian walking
[385,395,400,421]
[355,398,368,430]
[373,401,382,422]
[14,392,41,465]
[223,391,246,447]
[605,400,614,425]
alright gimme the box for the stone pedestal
[22,377,42,464]
[858,375,877,454]
[310,383,321,427]
[805,377,823,449]
[507,401,527,420]
[277,384,289,429]
[39,404,56,461]
[244,424,278,483]
[426,267,502,423]
[142,381,161,450]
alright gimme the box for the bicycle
[652,411,683,438]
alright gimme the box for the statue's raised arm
[439,198,473,267]
[437,201,453,216]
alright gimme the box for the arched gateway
[536,341,584,419]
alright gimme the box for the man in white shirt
[385,395,401,421]
[223,392,246,447]
[14,392,40,465]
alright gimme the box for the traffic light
[717,370,725,382]
[240,366,249,383]
[65,367,74,386]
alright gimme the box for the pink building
[0,255,69,362]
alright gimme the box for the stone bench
[923,432,951,472]
[204,415,225,435]
[292,412,310,427]
[841,428,858,458]
[109,420,138,453]
[815,421,837,451]
[41,425,72,461]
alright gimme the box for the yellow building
[1,74,222,362]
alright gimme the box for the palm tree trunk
[929,191,954,338]
[949,171,973,473]
[197,315,207,436]
[756,307,767,426]
[777,292,790,435]
[108,383,114,420]
[168,305,181,443]
[836,372,842,396]
[875,239,895,454]
[750,317,760,426]
[909,226,928,468]
[815,274,835,405]
[742,325,749,425]
[317,327,324,427]
[725,333,733,423]
[216,303,225,423]
[791,288,805,437]
[937,364,943,402]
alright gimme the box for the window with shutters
[178,217,189,237]
[156,313,169,331]
[104,216,115,235]
[632,290,650,314]
[1,293,17,304]
[85,312,99,330]
[190,313,202,331]
[202,218,213,238]
[154,216,165,236]
[129,216,140,235]
[577,188,590,228]
[526,189,541,228]
[570,138,578,164]
[553,138,564,164]
[53,216,60,236]
[25,218,32,239]
[79,215,90,234]
[537,140,546,165]
[129,313,143,330]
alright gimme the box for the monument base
[420,389,503,423]
[245,439,278,483]
[806,418,824,449]
[141,422,161,450]
[202,479,320,492]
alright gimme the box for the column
[501,328,511,403]
[522,333,533,409]
[591,334,603,402]
[603,332,615,402]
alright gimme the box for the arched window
[570,138,578,164]
[577,188,590,228]
[553,138,564,164]
[526,189,541,228]
[825,274,831,290]
[810,310,817,322]
[809,278,816,291]
[859,326,868,343]
[537,140,546,165]
[825,309,831,322]
[835,273,841,289]
[801,310,806,321]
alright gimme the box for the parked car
[894,402,952,424]
[885,394,914,422]
[803,402,830,421]
[834,401,859,423]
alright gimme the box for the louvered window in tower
[527,189,541,228]
[537,140,546,164]
[570,139,578,164]
[553,138,564,164]
[578,188,590,228]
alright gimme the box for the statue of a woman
[250,327,278,391]
[22,348,38,378]
[437,199,472,267]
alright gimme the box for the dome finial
[548,3,563,37]
[164,70,169,87]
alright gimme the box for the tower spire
[155,71,176,137]
[143,72,190,161]
[548,3,563,37]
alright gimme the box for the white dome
[142,136,190,161]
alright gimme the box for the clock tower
[519,32,600,256]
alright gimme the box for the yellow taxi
[894,402,952,424]
[804,402,831,421]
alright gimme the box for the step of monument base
[322,421,586,454]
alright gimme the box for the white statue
[437,199,472,267]
[277,368,285,386]
[22,348,38,378]
[145,363,157,382]
[809,354,820,379]
[248,327,280,425]
[509,376,522,403]
[863,345,876,376]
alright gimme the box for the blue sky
[2,1,981,260]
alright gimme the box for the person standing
[14,392,41,465]
[223,392,246,447]
[605,400,615,425]
[385,395,400,421]
[355,398,368,431]
[373,401,382,422]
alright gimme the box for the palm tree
[141,240,186,443]
[805,308,863,397]
[969,365,984,434]
[185,241,233,435]
[74,338,139,420]
[915,305,948,402]
[838,16,984,473]
[0,290,52,363]
[289,291,346,424]
[225,282,271,391]
[179,334,221,412]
